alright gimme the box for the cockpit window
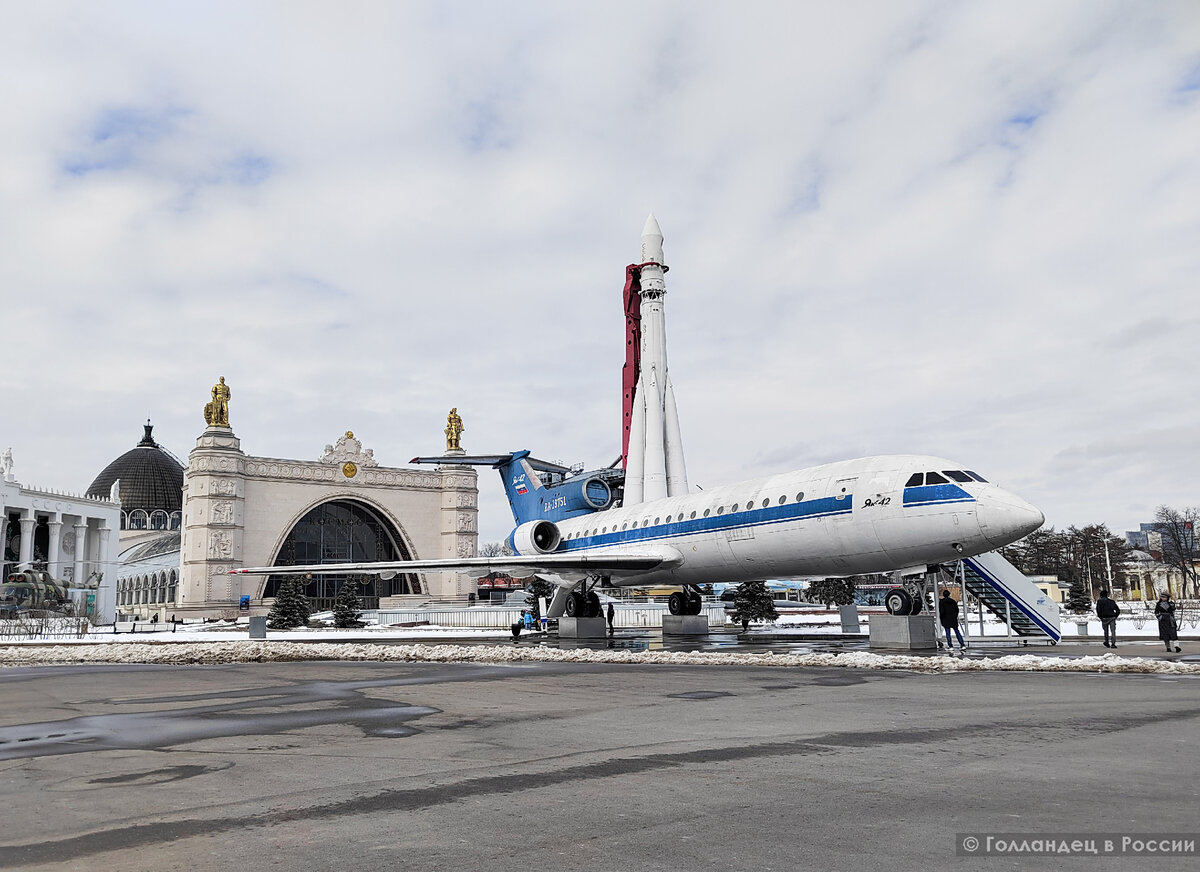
[966,471,988,482]
[943,470,973,483]
[905,473,924,487]
[925,471,949,485]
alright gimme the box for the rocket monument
[622,214,688,505]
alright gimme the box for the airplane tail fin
[493,451,546,526]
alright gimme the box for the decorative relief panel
[319,431,379,468]
[457,515,477,533]
[211,501,234,525]
[62,531,76,555]
[457,494,476,507]
[457,540,475,558]
[209,531,232,560]
[213,479,236,496]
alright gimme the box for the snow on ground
[1,639,1197,675]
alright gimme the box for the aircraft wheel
[910,596,924,615]
[585,591,601,618]
[564,592,585,617]
[668,592,687,615]
[885,589,912,616]
[686,593,703,615]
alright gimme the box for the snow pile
[0,642,1196,675]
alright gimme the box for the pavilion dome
[87,423,185,524]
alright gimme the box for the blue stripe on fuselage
[558,494,853,552]
[902,484,975,507]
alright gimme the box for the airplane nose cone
[978,493,1045,548]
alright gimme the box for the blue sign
[239,595,250,612]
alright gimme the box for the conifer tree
[333,578,364,629]
[267,577,311,629]
[731,581,778,630]
[1065,577,1092,614]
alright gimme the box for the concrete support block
[868,614,936,650]
[839,604,861,633]
[662,615,709,635]
[248,616,267,640]
[558,617,607,638]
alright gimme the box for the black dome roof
[87,423,185,513]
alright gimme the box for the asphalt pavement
[1,659,1198,871]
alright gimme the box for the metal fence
[0,616,91,641]
[366,602,727,629]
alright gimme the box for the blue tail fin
[494,451,545,525]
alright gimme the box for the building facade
[1,450,120,622]
[176,408,478,617]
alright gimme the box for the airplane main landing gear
[564,590,602,618]
[668,589,703,616]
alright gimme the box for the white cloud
[2,0,1197,545]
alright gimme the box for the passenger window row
[905,470,987,487]
[564,491,810,539]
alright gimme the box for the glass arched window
[169,511,182,530]
[150,511,169,531]
[129,510,149,531]
[264,500,415,611]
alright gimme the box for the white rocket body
[625,214,688,505]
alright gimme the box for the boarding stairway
[945,552,1062,643]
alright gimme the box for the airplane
[232,450,1044,621]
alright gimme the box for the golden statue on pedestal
[203,376,231,427]
[445,407,464,451]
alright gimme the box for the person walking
[938,589,965,650]
[1096,589,1121,648]
[1155,591,1181,653]
[606,601,615,635]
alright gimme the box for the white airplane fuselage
[520,454,1043,586]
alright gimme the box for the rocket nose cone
[642,213,663,239]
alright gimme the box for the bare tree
[1154,505,1198,598]
[479,541,505,558]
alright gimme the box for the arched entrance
[264,499,419,611]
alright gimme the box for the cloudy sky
[3,1,1198,546]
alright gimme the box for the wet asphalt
[1,658,1198,871]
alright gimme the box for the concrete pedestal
[248,616,267,639]
[868,614,936,650]
[662,615,709,635]
[558,617,607,639]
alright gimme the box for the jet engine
[509,519,563,555]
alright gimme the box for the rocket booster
[623,214,688,505]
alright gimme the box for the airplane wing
[229,548,682,582]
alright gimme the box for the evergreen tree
[806,577,857,608]
[1065,576,1092,614]
[267,577,311,629]
[731,581,778,630]
[333,578,364,629]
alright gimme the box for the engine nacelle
[508,520,563,555]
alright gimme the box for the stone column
[438,463,479,598]
[179,426,246,617]
[73,522,88,586]
[46,515,62,577]
[17,514,35,568]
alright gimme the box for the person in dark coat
[938,590,965,649]
[1155,591,1181,653]
[1095,589,1121,648]
[606,601,615,634]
